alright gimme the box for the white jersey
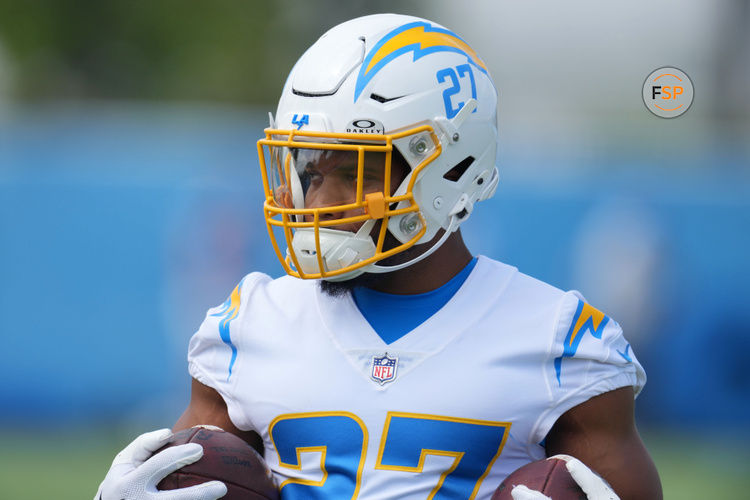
[188,255,645,500]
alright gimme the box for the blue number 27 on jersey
[269,411,510,500]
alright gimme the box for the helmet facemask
[258,126,441,281]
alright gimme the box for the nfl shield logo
[371,352,398,385]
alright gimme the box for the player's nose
[305,182,364,231]
[306,181,354,216]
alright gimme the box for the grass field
[0,429,745,499]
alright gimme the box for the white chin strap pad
[290,224,376,279]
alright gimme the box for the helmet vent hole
[443,156,475,182]
[293,88,335,97]
[370,93,403,103]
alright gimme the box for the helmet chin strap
[319,214,458,282]
[366,213,460,274]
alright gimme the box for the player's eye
[305,166,323,184]
[327,165,357,184]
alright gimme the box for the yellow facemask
[257,126,441,280]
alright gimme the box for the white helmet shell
[264,13,500,280]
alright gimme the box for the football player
[97,13,661,500]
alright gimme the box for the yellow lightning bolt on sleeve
[568,303,607,346]
[225,283,242,321]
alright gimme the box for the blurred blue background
[0,0,748,498]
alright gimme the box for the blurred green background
[0,430,745,499]
[0,1,748,498]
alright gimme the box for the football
[492,457,586,499]
[156,425,279,499]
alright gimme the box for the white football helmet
[258,13,499,281]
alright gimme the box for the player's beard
[318,274,376,297]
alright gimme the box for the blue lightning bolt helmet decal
[554,299,610,385]
[210,276,245,381]
[354,21,489,102]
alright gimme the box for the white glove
[511,455,619,500]
[95,428,228,500]
[511,484,552,500]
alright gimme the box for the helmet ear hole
[390,147,411,190]
[443,156,475,182]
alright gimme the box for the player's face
[294,148,407,232]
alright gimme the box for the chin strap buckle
[434,98,478,144]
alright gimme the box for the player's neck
[366,231,473,295]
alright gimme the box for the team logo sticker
[371,352,398,385]
[354,21,489,102]
[291,113,309,130]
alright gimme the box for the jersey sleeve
[531,290,647,446]
[187,273,259,432]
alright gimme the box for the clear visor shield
[268,145,394,218]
